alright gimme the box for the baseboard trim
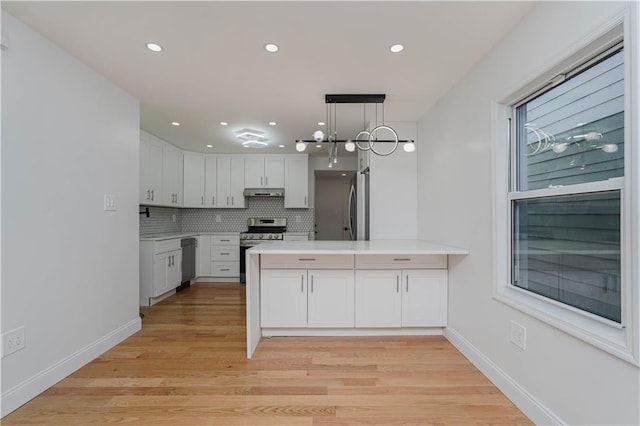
[444,327,563,425]
[0,317,141,417]
[263,327,443,337]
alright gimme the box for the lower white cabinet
[140,238,183,306]
[210,233,240,277]
[261,269,354,328]
[355,269,447,327]
[197,235,211,276]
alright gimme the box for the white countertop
[247,239,468,255]
[140,232,238,241]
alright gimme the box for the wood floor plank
[2,283,532,425]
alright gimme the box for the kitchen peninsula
[246,240,468,358]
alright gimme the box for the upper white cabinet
[284,155,309,208]
[162,144,183,206]
[183,153,206,207]
[204,155,217,207]
[139,131,163,205]
[216,156,245,208]
[245,156,285,188]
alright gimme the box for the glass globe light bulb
[403,141,416,152]
[313,130,325,142]
[295,141,307,152]
[345,140,356,152]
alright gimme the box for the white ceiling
[3,1,534,156]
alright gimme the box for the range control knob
[258,235,263,239]
[268,234,273,240]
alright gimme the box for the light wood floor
[3,283,532,425]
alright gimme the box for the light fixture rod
[325,94,386,104]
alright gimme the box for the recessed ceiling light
[146,42,163,52]
[220,121,228,126]
[171,121,180,126]
[269,121,277,126]
[390,44,404,53]
[341,173,347,177]
[278,144,285,148]
[318,122,325,126]
[265,43,279,53]
[206,144,213,148]
[316,144,322,148]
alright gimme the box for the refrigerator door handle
[347,185,355,240]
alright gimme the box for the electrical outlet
[172,214,176,223]
[3,326,25,357]
[295,215,301,223]
[103,194,116,211]
[510,321,526,350]
[215,215,221,223]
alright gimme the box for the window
[510,46,624,324]
[494,27,638,364]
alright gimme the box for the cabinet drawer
[211,234,239,246]
[261,254,354,269]
[153,239,181,255]
[212,247,239,261]
[355,254,447,269]
[211,261,239,277]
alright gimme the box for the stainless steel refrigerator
[348,167,369,240]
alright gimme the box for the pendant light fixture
[295,94,415,166]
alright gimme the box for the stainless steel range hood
[243,188,284,197]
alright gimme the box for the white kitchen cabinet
[307,269,354,328]
[355,269,448,328]
[139,132,163,205]
[401,270,448,327]
[183,153,206,207]
[204,155,217,207]
[245,156,285,188]
[216,156,245,208]
[210,233,240,277]
[197,235,211,276]
[284,155,308,208]
[355,270,402,327]
[162,144,183,206]
[140,238,182,306]
[261,269,307,327]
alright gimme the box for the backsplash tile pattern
[181,197,314,233]
[139,207,182,235]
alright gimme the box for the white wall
[417,2,639,424]
[369,122,418,239]
[1,13,141,416]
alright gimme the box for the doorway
[314,171,355,240]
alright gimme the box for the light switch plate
[104,194,116,211]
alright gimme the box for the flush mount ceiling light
[296,94,415,166]
[171,121,180,126]
[145,42,163,52]
[265,43,279,53]
[236,128,268,149]
[390,44,404,53]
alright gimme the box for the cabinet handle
[261,176,263,186]
[265,176,268,186]
[168,257,171,267]
[201,196,204,206]
[298,258,316,261]
[212,196,215,205]
[147,189,150,201]
[221,268,230,271]
[221,252,229,255]
[406,275,409,292]
[221,239,230,242]
[311,275,314,293]
[232,196,234,205]
[151,190,154,201]
[227,196,229,205]
[393,258,411,262]
[304,196,307,206]
[301,275,304,292]
[396,276,399,293]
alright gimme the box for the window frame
[492,17,638,365]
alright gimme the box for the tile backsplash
[140,197,314,235]
[182,197,314,232]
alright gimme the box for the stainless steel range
[240,218,286,282]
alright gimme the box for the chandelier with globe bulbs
[295,94,415,167]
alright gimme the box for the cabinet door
[261,269,307,327]
[216,156,231,207]
[402,270,447,327]
[162,145,183,206]
[284,156,308,208]
[308,270,354,328]
[140,137,163,205]
[152,253,170,297]
[265,157,285,188]
[183,153,205,207]
[355,270,401,327]
[244,157,265,188]
[229,157,245,208]
[197,235,211,277]
[169,251,182,289]
[205,156,217,207]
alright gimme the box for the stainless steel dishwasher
[177,237,196,291]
